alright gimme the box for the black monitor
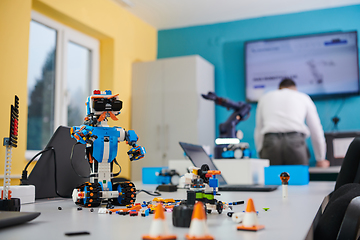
[325,131,360,166]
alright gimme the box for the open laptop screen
[179,142,227,186]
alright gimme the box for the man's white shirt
[254,88,326,161]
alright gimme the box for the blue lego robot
[70,90,145,208]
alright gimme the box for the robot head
[86,90,123,120]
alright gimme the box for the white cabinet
[131,55,215,181]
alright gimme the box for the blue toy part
[221,150,234,158]
[243,148,251,158]
[158,175,171,185]
[126,130,139,145]
[144,208,150,217]
[91,127,120,163]
[209,177,219,188]
[105,90,112,95]
[83,186,89,205]
[116,184,126,205]
[127,145,146,161]
[86,96,92,115]
[70,125,96,145]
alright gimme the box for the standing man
[254,78,329,167]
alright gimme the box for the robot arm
[202,91,251,138]
[70,125,97,144]
[125,130,146,161]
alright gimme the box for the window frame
[26,11,99,160]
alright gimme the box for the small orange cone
[185,202,214,240]
[237,198,264,231]
[142,203,177,240]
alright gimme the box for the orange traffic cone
[142,203,177,240]
[185,202,214,240]
[237,198,265,231]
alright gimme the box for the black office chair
[334,138,360,191]
[307,138,360,240]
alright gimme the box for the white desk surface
[309,166,341,173]
[0,181,335,240]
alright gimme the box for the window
[26,11,99,159]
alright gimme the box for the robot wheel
[110,181,137,206]
[72,182,102,208]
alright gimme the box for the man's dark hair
[279,78,296,89]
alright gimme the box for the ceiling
[113,0,360,30]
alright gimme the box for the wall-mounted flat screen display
[245,31,359,102]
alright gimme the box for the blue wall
[158,5,360,165]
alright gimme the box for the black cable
[70,142,93,178]
[331,98,346,131]
[23,147,53,173]
[21,146,69,198]
[112,158,122,177]
[50,147,70,198]
[136,189,161,196]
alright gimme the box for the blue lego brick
[209,178,218,188]
[264,165,309,185]
[221,151,234,158]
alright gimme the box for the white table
[0,182,335,240]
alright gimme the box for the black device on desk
[21,126,90,199]
[179,142,278,192]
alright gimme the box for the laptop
[179,142,278,192]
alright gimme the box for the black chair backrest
[312,137,360,239]
[334,137,360,191]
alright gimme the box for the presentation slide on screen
[246,32,359,102]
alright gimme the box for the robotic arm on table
[202,92,251,138]
[202,92,252,158]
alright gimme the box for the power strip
[0,185,35,204]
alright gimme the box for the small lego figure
[70,90,145,207]
[280,172,290,198]
[178,164,229,214]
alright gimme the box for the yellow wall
[0,0,157,183]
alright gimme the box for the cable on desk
[137,189,161,196]
[21,146,70,198]
[51,147,71,198]
[22,146,53,179]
